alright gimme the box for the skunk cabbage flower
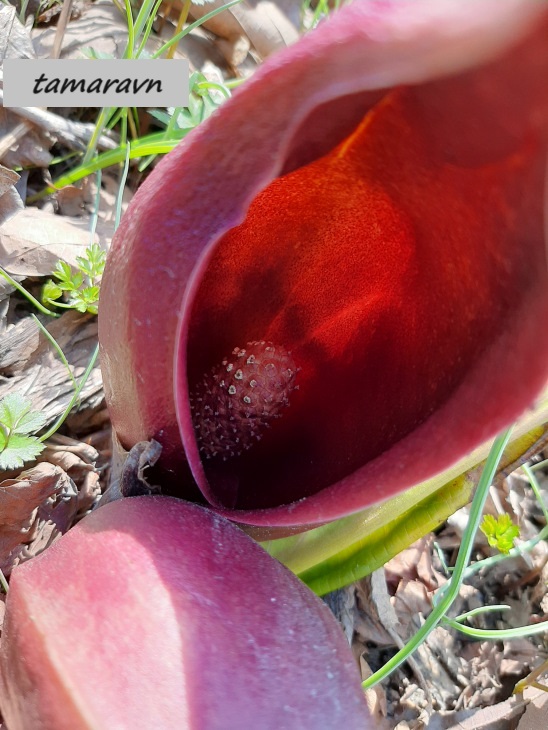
[99,0,548,533]
[0,498,370,729]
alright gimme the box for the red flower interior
[99,5,548,529]
[186,65,547,511]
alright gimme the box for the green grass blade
[123,0,136,59]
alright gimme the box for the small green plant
[480,513,520,554]
[42,243,106,314]
[0,393,47,470]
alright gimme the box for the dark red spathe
[99,1,548,532]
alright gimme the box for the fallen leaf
[516,685,548,730]
[0,39,54,172]
[0,207,109,279]
[232,0,301,58]
[501,639,539,676]
[0,6,36,60]
[38,435,101,517]
[0,463,78,577]
[0,117,53,169]
[385,535,446,592]
[55,185,87,217]
[0,165,22,226]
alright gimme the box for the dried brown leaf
[0,166,19,198]
[0,462,78,577]
[56,185,87,217]
[187,0,300,65]
[385,535,446,592]
[0,206,107,279]
[354,578,394,647]
[0,6,36,60]
[516,686,548,730]
[0,165,22,227]
[500,639,539,677]
[232,0,300,58]
[392,580,432,633]
[429,693,529,729]
[39,435,101,515]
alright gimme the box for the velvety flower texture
[99,0,548,534]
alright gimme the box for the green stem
[531,458,548,471]
[443,616,548,640]
[451,604,511,623]
[83,107,114,167]
[44,300,79,310]
[39,345,99,442]
[31,133,186,200]
[135,0,164,58]
[31,315,78,391]
[523,463,548,524]
[134,0,161,40]
[362,427,513,689]
[0,267,58,317]
[89,169,102,246]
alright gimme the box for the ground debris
[0,310,103,426]
[0,462,78,577]
[39,434,101,517]
[328,457,548,729]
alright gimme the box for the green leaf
[70,298,89,313]
[76,245,106,285]
[480,514,520,554]
[0,393,47,435]
[0,394,47,469]
[0,393,30,431]
[52,260,74,285]
[80,286,100,302]
[56,281,77,292]
[69,286,100,313]
[72,271,84,289]
[0,433,45,470]
[76,257,93,278]
[42,280,63,303]
[85,243,106,276]
[11,408,47,435]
